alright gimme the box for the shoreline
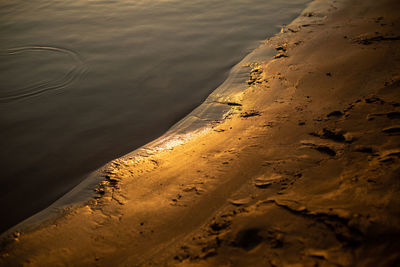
[0,0,299,238]
[0,0,310,235]
[1,0,400,265]
[0,26,277,239]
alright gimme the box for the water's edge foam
[1,0,339,238]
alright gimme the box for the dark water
[0,0,309,232]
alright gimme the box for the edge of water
[0,0,341,239]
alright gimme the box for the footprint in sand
[228,197,252,206]
[254,174,284,188]
[382,125,400,134]
[301,140,337,156]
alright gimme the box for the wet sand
[0,0,309,233]
[1,0,400,265]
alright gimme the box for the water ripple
[0,46,86,103]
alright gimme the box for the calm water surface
[0,0,309,232]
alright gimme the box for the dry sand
[1,0,400,265]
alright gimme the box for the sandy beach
[1,0,400,265]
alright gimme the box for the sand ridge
[1,0,400,265]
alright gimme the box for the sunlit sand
[1,0,400,265]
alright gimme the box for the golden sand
[1,0,400,265]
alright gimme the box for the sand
[1,0,400,265]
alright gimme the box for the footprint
[321,128,346,142]
[354,35,400,45]
[301,140,337,156]
[254,174,284,185]
[240,111,261,118]
[254,180,272,188]
[327,110,343,118]
[353,146,375,153]
[209,220,231,232]
[376,149,400,162]
[382,125,400,134]
[233,228,263,251]
[314,145,336,156]
[367,111,400,120]
[365,97,385,104]
[228,197,252,206]
[387,112,400,119]
[311,128,355,143]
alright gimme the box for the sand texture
[1,0,400,265]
